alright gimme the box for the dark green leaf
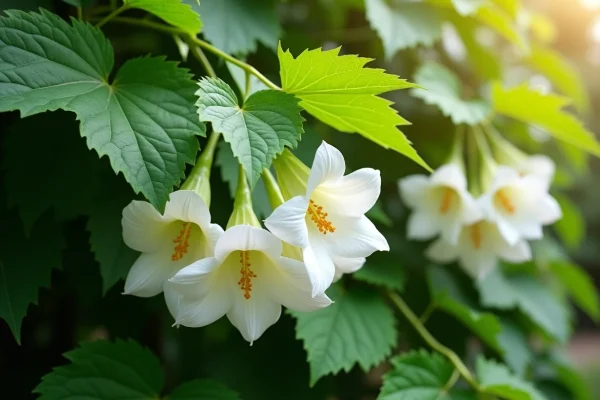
[353,252,405,292]
[167,380,240,400]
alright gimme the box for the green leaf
[0,10,204,210]
[476,4,527,51]
[412,62,492,125]
[366,202,393,227]
[450,17,501,80]
[0,211,64,343]
[34,339,164,399]
[526,45,589,114]
[477,357,547,400]
[477,269,571,343]
[553,194,585,250]
[451,0,486,15]
[492,83,600,157]
[167,380,240,400]
[353,252,405,292]
[191,0,281,54]
[497,318,532,377]
[124,0,202,35]
[278,44,430,171]
[365,0,442,59]
[196,77,304,186]
[378,350,477,400]
[549,261,600,322]
[290,285,397,386]
[215,140,272,219]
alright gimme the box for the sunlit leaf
[124,0,202,35]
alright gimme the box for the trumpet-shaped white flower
[426,220,532,280]
[122,190,224,297]
[516,155,555,189]
[399,164,482,245]
[168,225,331,343]
[478,166,562,245]
[265,141,389,296]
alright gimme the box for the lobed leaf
[477,357,546,400]
[124,0,202,35]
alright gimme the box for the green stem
[188,41,216,78]
[262,168,285,209]
[441,369,461,395]
[96,16,181,34]
[244,70,252,100]
[110,0,118,10]
[77,7,83,20]
[419,302,437,324]
[467,128,481,197]
[95,5,129,28]
[387,291,481,391]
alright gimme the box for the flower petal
[458,192,483,225]
[175,291,231,328]
[324,215,389,258]
[426,238,459,263]
[214,225,283,262]
[163,281,183,321]
[533,194,562,225]
[332,254,366,274]
[227,294,282,343]
[123,251,179,297]
[460,252,497,281]
[495,219,522,246]
[519,155,555,188]
[303,240,336,297]
[307,141,346,196]
[264,196,310,248]
[406,211,440,240]
[398,175,429,209]
[315,168,381,217]
[122,200,168,252]
[169,257,221,297]
[499,240,532,264]
[164,190,212,228]
[430,164,467,191]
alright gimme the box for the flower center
[307,199,336,235]
[172,222,193,261]
[470,223,482,249]
[439,187,455,214]
[495,190,516,214]
[238,250,257,300]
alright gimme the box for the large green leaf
[412,62,492,125]
[365,0,442,59]
[477,357,547,400]
[0,10,204,210]
[378,350,477,400]
[196,77,303,186]
[0,211,64,343]
[549,261,600,322]
[493,83,600,157]
[124,0,202,35]
[353,252,406,292]
[475,4,527,51]
[166,380,240,400]
[191,0,280,54]
[290,285,397,386]
[476,269,571,343]
[278,45,429,171]
[553,193,585,250]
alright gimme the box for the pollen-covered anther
[470,223,482,249]
[172,222,193,261]
[439,187,454,214]
[495,190,516,214]
[307,199,336,234]
[238,250,257,300]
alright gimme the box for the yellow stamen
[470,223,482,249]
[439,187,454,214]
[238,250,257,300]
[495,190,516,214]
[307,199,336,235]
[172,222,193,261]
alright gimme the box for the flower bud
[273,149,310,200]
[227,165,261,229]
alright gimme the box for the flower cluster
[399,135,562,280]
[121,140,388,343]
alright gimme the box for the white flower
[265,141,389,296]
[426,220,532,280]
[399,164,482,245]
[478,166,562,245]
[168,225,331,343]
[122,190,224,297]
[515,155,555,189]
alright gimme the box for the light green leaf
[451,17,501,80]
[378,350,477,400]
[553,194,585,250]
[412,62,492,125]
[476,4,527,51]
[196,77,304,186]
[451,0,487,15]
[0,10,205,210]
[497,318,532,377]
[366,0,442,59]
[527,45,589,114]
[0,211,64,343]
[34,339,164,399]
[477,269,571,343]
[191,0,281,54]
[353,252,405,292]
[290,285,397,386]
[124,0,202,35]
[167,380,240,400]
[477,357,547,400]
[549,261,600,322]
[278,44,429,171]
[492,83,600,157]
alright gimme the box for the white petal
[533,194,562,225]
[123,251,179,297]
[499,240,532,263]
[227,294,282,343]
[459,252,497,281]
[169,257,221,297]
[426,238,459,263]
[398,175,429,209]
[264,196,310,248]
[324,215,389,258]
[164,190,212,228]
[406,211,440,240]
[491,166,520,188]
[176,291,231,328]
[519,155,555,187]
[202,223,225,256]
[270,257,332,312]
[163,281,183,321]
[214,225,283,262]
[315,168,381,217]
[458,192,483,225]
[303,240,336,297]
[495,219,522,246]
[307,141,346,196]
[332,254,366,274]
[122,200,168,252]
[430,164,467,191]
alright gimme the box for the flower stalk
[181,131,220,207]
[262,168,285,209]
[228,165,261,229]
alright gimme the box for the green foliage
[412,62,491,125]
[353,252,406,292]
[450,17,501,80]
[553,194,585,250]
[366,0,442,59]
[0,9,204,210]
[477,357,546,400]
[124,0,202,35]
[475,4,527,51]
[492,83,600,157]
[278,44,429,171]
[549,261,600,322]
[290,285,397,386]
[196,77,304,186]
[450,0,486,15]
[166,380,240,400]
